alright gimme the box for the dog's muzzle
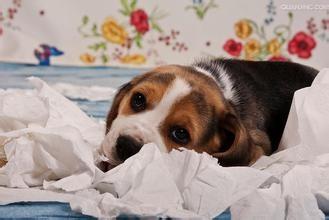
[115,135,143,161]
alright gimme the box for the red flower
[288,32,316,59]
[130,9,149,34]
[268,55,289,62]
[223,39,242,57]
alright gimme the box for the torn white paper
[0,77,101,190]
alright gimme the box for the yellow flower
[267,38,281,56]
[101,17,128,45]
[244,39,261,59]
[235,19,253,39]
[120,54,146,65]
[80,53,96,64]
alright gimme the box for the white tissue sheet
[0,68,328,219]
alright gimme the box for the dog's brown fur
[106,64,271,166]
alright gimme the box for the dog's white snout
[121,126,145,143]
[121,119,156,142]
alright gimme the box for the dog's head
[102,65,254,167]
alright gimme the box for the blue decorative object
[34,44,64,66]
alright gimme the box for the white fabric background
[0,0,328,68]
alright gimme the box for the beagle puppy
[101,59,318,168]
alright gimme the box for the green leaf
[101,54,109,64]
[130,0,137,10]
[99,42,107,50]
[136,40,142,48]
[196,8,204,19]
[91,23,98,34]
[87,42,107,51]
[134,34,143,48]
[82,15,89,25]
[151,22,163,32]
[88,44,99,51]
[120,0,131,14]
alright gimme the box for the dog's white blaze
[218,67,236,102]
[193,65,237,103]
[194,66,217,81]
[102,78,191,164]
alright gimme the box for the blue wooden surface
[0,202,95,219]
[0,202,232,219]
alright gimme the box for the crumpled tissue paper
[0,77,103,190]
[0,68,329,219]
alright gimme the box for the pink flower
[130,9,149,34]
[223,39,242,57]
[288,32,316,59]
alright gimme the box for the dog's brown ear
[212,112,254,166]
[105,82,132,134]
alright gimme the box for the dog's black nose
[116,135,143,161]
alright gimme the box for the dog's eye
[131,92,146,112]
[170,126,190,145]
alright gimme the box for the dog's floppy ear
[212,111,254,166]
[105,82,132,134]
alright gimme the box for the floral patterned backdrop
[0,0,328,68]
